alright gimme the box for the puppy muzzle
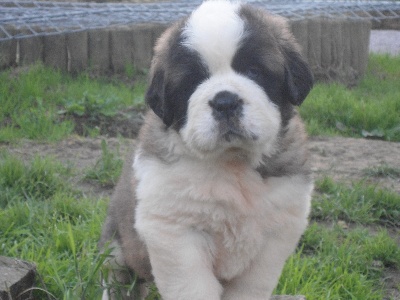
[209,91,246,141]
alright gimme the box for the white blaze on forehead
[182,0,244,74]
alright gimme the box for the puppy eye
[244,67,262,80]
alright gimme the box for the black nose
[209,91,243,120]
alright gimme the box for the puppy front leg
[139,223,223,300]
[222,230,303,300]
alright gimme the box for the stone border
[291,18,371,85]
[0,256,36,300]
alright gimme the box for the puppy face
[146,0,313,159]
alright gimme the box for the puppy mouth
[218,120,257,142]
[209,91,256,142]
[218,121,243,141]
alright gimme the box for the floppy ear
[283,49,314,106]
[145,69,175,127]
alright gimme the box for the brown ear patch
[145,20,209,129]
[283,48,314,106]
[236,4,313,126]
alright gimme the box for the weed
[124,63,137,78]
[60,92,124,119]
[84,140,123,187]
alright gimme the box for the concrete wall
[0,18,371,85]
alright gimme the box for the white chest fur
[134,152,312,281]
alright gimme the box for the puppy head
[146,0,313,158]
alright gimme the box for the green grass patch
[0,152,108,298]
[0,63,146,142]
[300,54,400,141]
[0,192,109,299]
[84,140,123,187]
[276,223,400,299]
[0,152,73,207]
[312,177,400,227]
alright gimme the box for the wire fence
[0,0,399,41]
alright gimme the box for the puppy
[99,1,314,299]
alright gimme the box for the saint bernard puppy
[99,1,314,299]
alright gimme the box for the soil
[3,134,400,195]
[309,136,400,194]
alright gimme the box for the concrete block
[43,33,67,71]
[18,36,44,66]
[110,26,135,73]
[290,19,309,58]
[66,31,89,73]
[307,18,322,71]
[0,256,36,300]
[304,17,370,85]
[88,29,111,73]
[132,24,158,70]
[0,26,17,68]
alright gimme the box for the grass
[2,196,108,299]
[84,140,123,187]
[312,177,400,227]
[0,152,73,207]
[277,224,400,299]
[299,54,400,141]
[0,153,108,298]
[0,63,146,142]
[0,54,399,299]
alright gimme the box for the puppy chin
[179,73,281,162]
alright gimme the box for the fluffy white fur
[182,0,244,74]
[180,72,281,164]
[134,148,312,299]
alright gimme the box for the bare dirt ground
[310,136,400,193]
[4,135,400,196]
